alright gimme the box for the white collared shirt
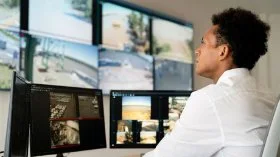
[144,68,279,157]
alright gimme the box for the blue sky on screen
[122,96,151,107]
[103,3,148,24]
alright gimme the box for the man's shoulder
[193,84,226,101]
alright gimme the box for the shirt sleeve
[144,90,223,157]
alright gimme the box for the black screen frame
[4,71,29,157]
[29,83,106,156]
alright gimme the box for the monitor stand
[56,153,64,157]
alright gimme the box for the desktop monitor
[110,90,192,148]
[4,72,29,157]
[29,84,106,156]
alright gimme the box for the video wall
[0,0,194,93]
[110,90,191,148]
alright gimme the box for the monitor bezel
[29,83,106,156]
[4,71,29,157]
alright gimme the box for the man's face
[195,25,221,78]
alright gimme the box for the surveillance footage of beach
[122,96,151,120]
[29,34,98,88]
[0,29,19,90]
[100,3,153,93]
[29,0,93,44]
[153,19,194,90]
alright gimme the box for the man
[144,8,279,157]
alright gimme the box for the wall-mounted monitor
[30,84,106,156]
[0,0,20,31]
[28,0,93,44]
[110,90,191,148]
[102,2,150,53]
[24,33,98,89]
[152,18,194,90]
[98,48,153,94]
[0,28,20,90]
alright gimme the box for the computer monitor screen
[152,18,194,90]
[98,48,154,94]
[0,29,20,90]
[0,0,20,31]
[4,72,29,157]
[28,0,93,44]
[30,84,106,156]
[26,33,98,89]
[110,90,191,148]
[102,2,150,53]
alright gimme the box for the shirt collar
[216,68,250,86]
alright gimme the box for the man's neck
[212,65,238,83]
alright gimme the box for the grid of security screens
[0,0,194,94]
[30,84,106,156]
[110,90,191,148]
[99,1,193,93]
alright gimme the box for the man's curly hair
[212,8,270,70]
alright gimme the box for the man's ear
[218,44,231,61]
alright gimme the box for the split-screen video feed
[49,92,79,148]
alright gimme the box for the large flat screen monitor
[30,84,106,156]
[102,2,150,53]
[0,0,20,31]
[110,90,192,148]
[28,0,93,44]
[23,32,98,89]
[152,18,194,90]
[98,48,154,94]
[0,28,20,90]
[4,71,29,157]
